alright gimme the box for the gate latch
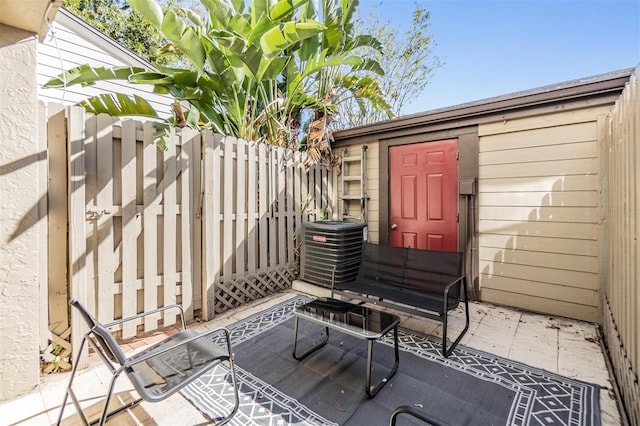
[85,207,112,220]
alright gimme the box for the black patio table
[292,297,400,398]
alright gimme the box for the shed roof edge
[334,67,635,140]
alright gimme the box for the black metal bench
[330,242,469,358]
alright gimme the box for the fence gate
[48,105,202,368]
[46,105,335,370]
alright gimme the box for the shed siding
[38,19,172,117]
[478,105,611,321]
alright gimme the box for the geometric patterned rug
[182,296,601,426]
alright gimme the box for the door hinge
[457,213,460,222]
[456,150,459,160]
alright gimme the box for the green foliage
[333,2,442,129]
[45,64,146,87]
[64,0,181,67]
[51,0,393,167]
[80,93,159,118]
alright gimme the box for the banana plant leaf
[260,21,325,56]
[44,65,145,88]
[80,93,159,118]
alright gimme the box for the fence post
[142,121,159,330]
[67,105,89,368]
[258,143,269,271]
[201,131,220,320]
[47,104,69,339]
[180,127,197,321]
[236,138,247,280]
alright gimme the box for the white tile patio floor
[0,284,624,425]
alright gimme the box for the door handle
[391,224,398,230]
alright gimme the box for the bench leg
[366,326,399,398]
[292,316,329,360]
[442,278,470,358]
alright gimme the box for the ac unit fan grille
[300,221,367,288]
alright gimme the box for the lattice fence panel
[213,264,298,314]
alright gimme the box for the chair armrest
[390,405,449,426]
[104,304,186,330]
[124,326,233,367]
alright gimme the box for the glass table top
[294,298,400,340]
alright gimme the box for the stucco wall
[0,24,43,400]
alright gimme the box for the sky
[356,0,640,115]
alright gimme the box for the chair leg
[390,405,450,426]
[56,336,141,426]
[212,357,240,426]
[57,337,89,425]
[96,370,124,426]
[213,330,240,426]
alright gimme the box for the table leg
[365,326,399,398]
[292,316,330,360]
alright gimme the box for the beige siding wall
[478,105,612,322]
[337,143,380,242]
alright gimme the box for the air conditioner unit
[300,221,367,288]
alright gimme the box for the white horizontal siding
[478,105,612,321]
[38,16,172,118]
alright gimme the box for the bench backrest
[357,242,464,301]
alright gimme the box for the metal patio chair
[390,405,450,426]
[57,300,239,426]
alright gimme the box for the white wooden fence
[201,133,334,317]
[46,105,334,368]
[600,67,639,426]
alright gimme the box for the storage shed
[333,68,634,322]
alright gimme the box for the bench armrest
[443,275,466,313]
[443,275,465,294]
[330,257,362,294]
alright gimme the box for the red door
[389,139,458,251]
